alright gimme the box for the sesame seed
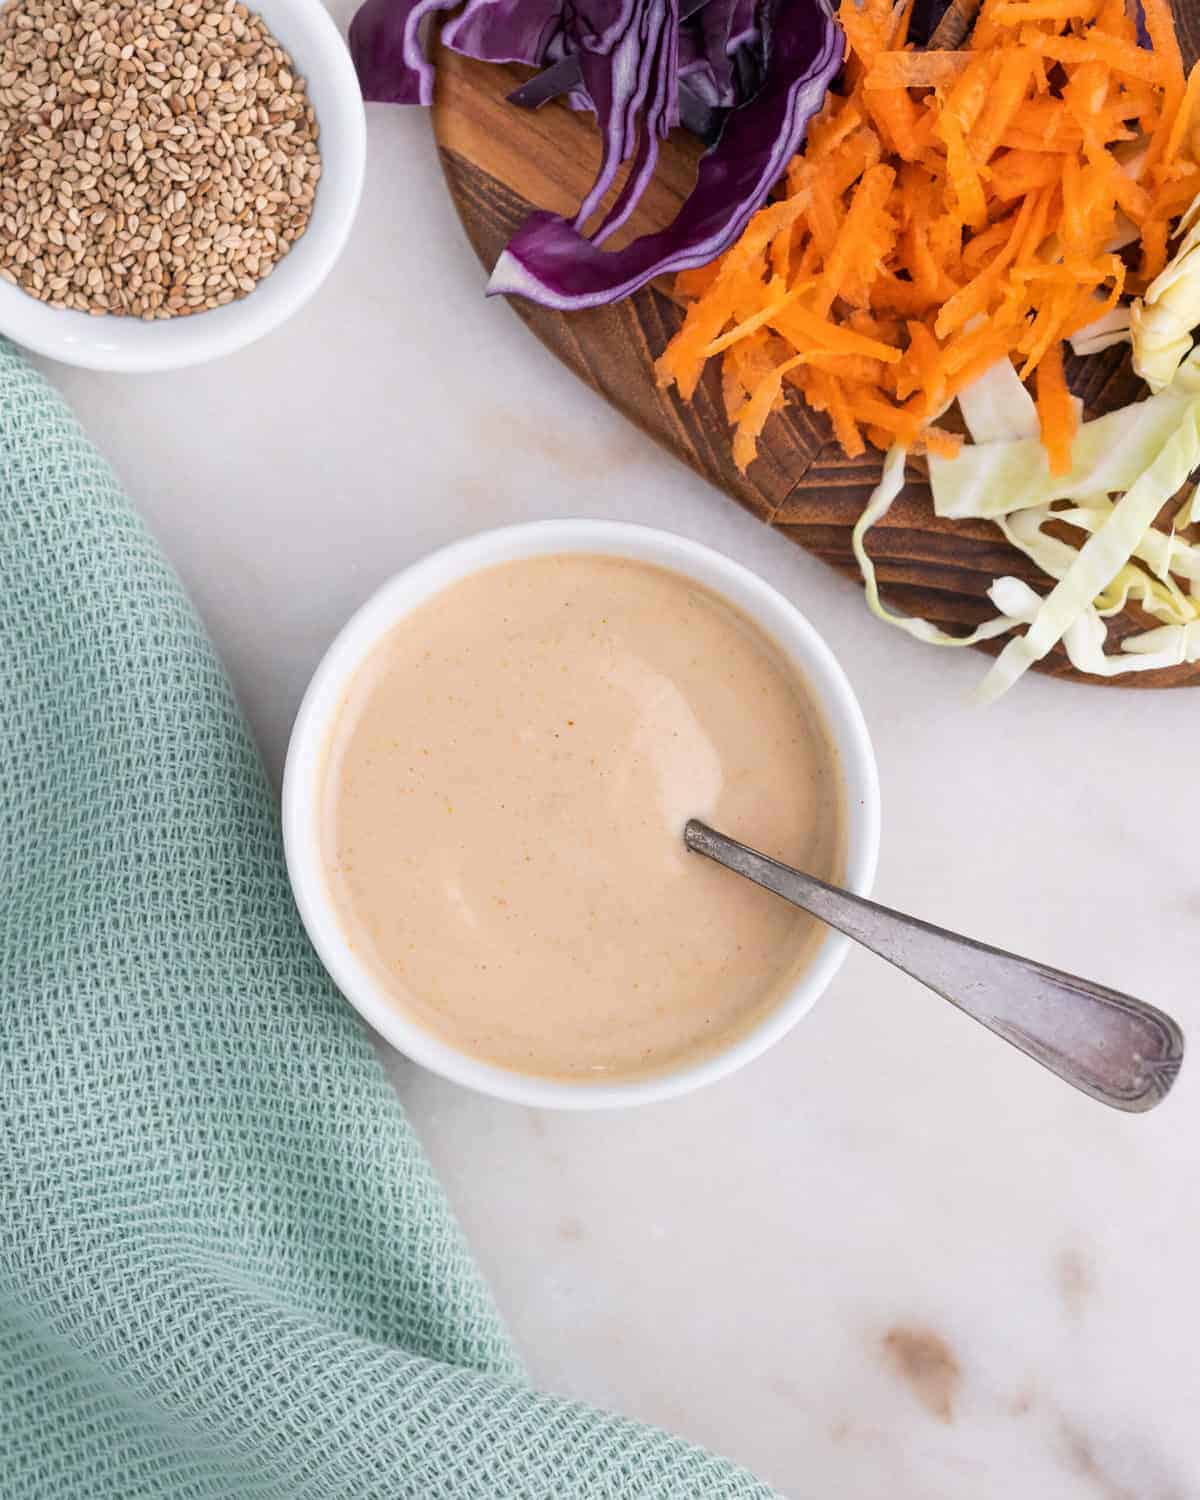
[0,0,319,317]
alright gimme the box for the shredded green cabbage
[928,376,1196,519]
[1132,191,1200,393]
[975,400,1200,701]
[953,356,1039,444]
[983,577,1200,676]
[852,444,1032,650]
[1069,305,1131,357]
[850,446,1022,647]
[850,352,1200,699]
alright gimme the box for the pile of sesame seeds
[0,0,321,318]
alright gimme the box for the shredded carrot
[888,0,916,48]
[943,333,1016,398]
[732,356,808,472]
[1162,61,1200,168]
[965,0,1004,53]
[838,0,895,80]
[674,264,720,300]
[1035,341,1077,474]
[862,83,927,159]
[991,0,1100,21]
[1007,96,1083,142]
[864,50,973,89]
[1093,0,1136,43]
[1139,217,1170,281]
[805,181,843,258]
[1023,32,1164,85]
[986,148,1063,199]
[935,190,1033,336]
[770,307,903,367]
[658,0,1193,473]
[970,48,1036,162]
[800,95,863,164]
[900,320,947,403]
[1057,152,1088,257]
[942,318,1019,375]
[842,387,923,440]
[943,52,995,135]
[721,360,746,426]
[927,212,964,269]
[960,210,1018,269]
[918,426,964,457]
[936,108,989,227]
[813,164,897,315]
[1153,167,1200,216]
[811,369,866,457]
[702,284,802,357]
[997,127,1079,151]
[1064,255,1124,330]
[1017,278,1076,376]
[794,351,893,383]
[1140,0,1186,174]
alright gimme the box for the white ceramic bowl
[283,521,881,1109]
[0,0,365,372]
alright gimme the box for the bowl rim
[282,520,881,1109]
[0,0,365,373]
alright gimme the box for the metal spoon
[684,820,1184,1112]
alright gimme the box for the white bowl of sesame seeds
[0,0,365,372]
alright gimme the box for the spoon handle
[685,821,1183,1112]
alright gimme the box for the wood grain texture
[432,44,1200,687]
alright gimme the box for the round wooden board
[432,41,1200,688]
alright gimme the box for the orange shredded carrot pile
[657,0,1199,471]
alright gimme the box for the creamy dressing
[320,553,845,1080]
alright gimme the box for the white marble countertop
[34,5,1200,1492]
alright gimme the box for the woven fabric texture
[0,342,778,1500]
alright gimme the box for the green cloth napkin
[0,342,778,1499]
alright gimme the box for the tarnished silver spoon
[685,820,1184,1112]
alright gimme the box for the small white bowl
[283,521,881,1109]
[0,0,365,372]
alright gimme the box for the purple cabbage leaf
[349,0,843,309]
[350,0,569,104]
